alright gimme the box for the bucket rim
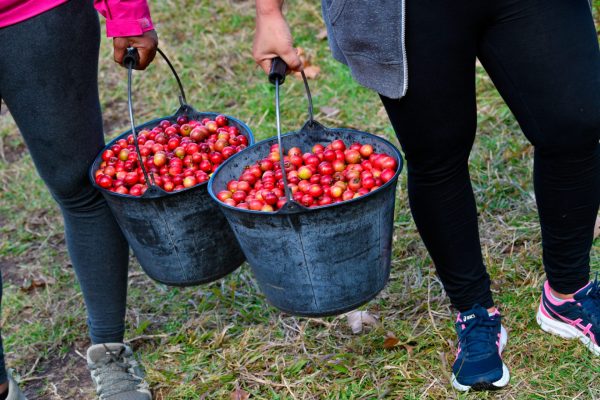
[89,109,255,200]
[207,126,404,215]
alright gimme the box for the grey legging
[0,0,131,383]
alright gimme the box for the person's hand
[253,10,302,75]
[112,30,158,70]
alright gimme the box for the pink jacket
[0,0,154,37]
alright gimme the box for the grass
[1,1,599,399]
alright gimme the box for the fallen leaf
[230,388,249,400]
[302,65,320,79]
[295,47,309,69]
[20,276,55,292]
[383,331,400,349]
[320,106,340,118]
[20,279,33,292]
[316,29,328,40]
[293,65,321,80]
[346,310,379,334]
[292,47,321,80]
[33,277,46,286]
[594,215,599,239]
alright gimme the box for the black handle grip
[269,57,287,85]
[123,47,140,69]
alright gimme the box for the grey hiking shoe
[87,343,151,400]
[5,369,27,400]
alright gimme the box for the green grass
[1,1,599,399]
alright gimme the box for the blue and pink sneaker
[451,305,510,391]
[537,278,600,356]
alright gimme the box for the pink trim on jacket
[0,0,154,37]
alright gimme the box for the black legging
[381,0,600,311]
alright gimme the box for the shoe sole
[451,325,510,392]
[536,305,600,356]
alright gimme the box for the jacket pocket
[326,0,403,64]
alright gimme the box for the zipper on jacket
[401,0,408,97]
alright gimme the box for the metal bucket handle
[123,47,187,193]
[268,57,315,213]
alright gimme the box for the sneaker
[5,369,27,400]
[87,343,151,400]
[537,279,600,356]
[451,305,510,391]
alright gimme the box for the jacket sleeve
[94,0,154,37]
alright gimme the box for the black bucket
[208,60,403,316]
[89,49,253,286]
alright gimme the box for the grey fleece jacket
[321,0,407,99]
[320,0,593,99]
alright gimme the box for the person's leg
[478,0,600,355]
[478,0,600,295]
[0,0,129,345]
[0,275,6,391]
[381,1,512,390]
[381,0,494,312]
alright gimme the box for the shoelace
[90,345,147,398]
[457,315,501,357]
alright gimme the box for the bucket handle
[268,57,314,211]
[123,47,187,190]
[268,58,314,124]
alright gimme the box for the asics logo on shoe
[451,305,510,392]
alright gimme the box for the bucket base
[142,263,243,287]
[262,278,387,318]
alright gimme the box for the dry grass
[0,1,599,399]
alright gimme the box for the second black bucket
[209,61,403,316]
[90,109,252,286]
[89,49,253,286]
[210,124,401,316]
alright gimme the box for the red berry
[331,140,346,151]
[215,115,228,127]
[381,168,395,183]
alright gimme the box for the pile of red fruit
[216,140,397,212]
[94,115,248,196]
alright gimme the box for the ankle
[549,287,575,300]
